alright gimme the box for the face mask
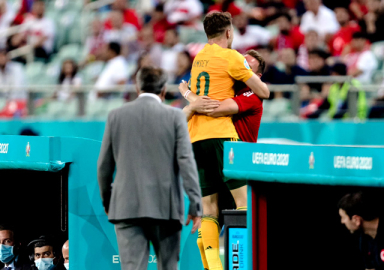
[64,263,69,270]
[0,244,15,264]
[34,258,55,270]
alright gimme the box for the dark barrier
[223,142,384,270]
[223,210,247,270]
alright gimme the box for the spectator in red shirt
[329,5,361,56]
[104,0,141,31]
[208,0,242,17]
[180,49,266,143]
[149,3,174,43]
[271,12,305,51]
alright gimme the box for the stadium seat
[68,18,82,44]
[371,41,384,70]
[58,44,82,61]
[44,61,62,85]
[86,99,109,119]
[45,99,79,119]
[262,98,294,121]
[178,26,207,44]
[25,62,45,85]
[107,98,126,111]
[0,98,7,111]
[81,61,105,85]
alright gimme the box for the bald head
[62,240,69,263]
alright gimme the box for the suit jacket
[98,95,202,224]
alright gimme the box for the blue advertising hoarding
[223,142,384,187]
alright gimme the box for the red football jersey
[329,22,361,56]
[232,82,263,143]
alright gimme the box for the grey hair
[136,66,168,95]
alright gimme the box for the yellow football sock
[197,229,209,270]
[201,217,222,270]
[236,206,247,210]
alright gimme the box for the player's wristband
[184,90,191,99]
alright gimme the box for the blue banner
[224,142,384,186]
[1,120,384,146]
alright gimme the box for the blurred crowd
[0,0,384,119]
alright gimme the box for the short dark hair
[276,12,292,22]
[0,223,14,232]
[308,49,328,59]
[257,44,273,53]
[29,235,58,257]
[331,62,347,76]
[154,3,164,12]
[338,191,379,221]
[245,49,266,74]
[203,12,232,39]
[0,223,15,241]
[108,42,121,56]
[352,32,367,40]
[136,66,167,94]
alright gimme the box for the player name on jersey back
[188,43,254,143]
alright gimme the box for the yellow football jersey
[188,43,254,143]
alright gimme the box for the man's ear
[257,73,262,78]
[351,215,362,226]
[226,28,231,40]
[136,83,141,96]
[159,86,167,101]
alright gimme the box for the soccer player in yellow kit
[188,12,269,270]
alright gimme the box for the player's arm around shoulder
[245,73,270,99]
[228,50,270,99]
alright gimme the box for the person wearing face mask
[0,224,36,270]
[27,236,65,270]
[61,241,68,270]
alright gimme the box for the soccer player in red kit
[180,49,265,143]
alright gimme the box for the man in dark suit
[98,66,202,270]
[0,224,36,270]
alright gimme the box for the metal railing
[0,77,383,119]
